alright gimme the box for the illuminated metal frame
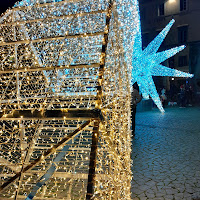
[0,0,117,199]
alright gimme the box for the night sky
[0,0,18,15]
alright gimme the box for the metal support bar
[85,1,113,198]
[0,109,103,120]
[11,0,96,12]
[22,122,44,167]
[0,172,109,179]
[0,32,104,47]
[0,117,95,121]
[95,0,113,109]
[86,120,100,199]
[0,120,92,192]
[14,122,27,200]
[1,10,107,27]
[0,63,100,74]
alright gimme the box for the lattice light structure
[0,0,137,199]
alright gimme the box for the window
[197,79,200,88]
[142,33,149,48]
[180,0,187,11]
[168,57,175,68]
[178,56,188,67]
[158,3,164,16]
[141,7,146,21]
[178,26,188,44]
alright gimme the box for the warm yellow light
[169,0,176,3]
[0,0,134,199]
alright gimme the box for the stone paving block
[131,107,200,200]
[139,197,148,200]
[138,193,148,200]
[164,194,174,199]
[175,193,184,199]
[166,188,177,195]
[146,192,155,199]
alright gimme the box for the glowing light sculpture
[0,0,137,199]
[0,0,191,199]
[132,3,193,112]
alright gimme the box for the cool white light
[131,3,193,112]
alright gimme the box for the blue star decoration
[132,17,193,113]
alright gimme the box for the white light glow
[169,0,176,3]
[131,8,193,112]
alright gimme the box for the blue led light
[132,8,193,112]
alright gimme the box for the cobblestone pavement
[131,107,200,200]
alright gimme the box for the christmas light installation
[0,0,191,199]
[132,3,193,112]
[0,0,137,199]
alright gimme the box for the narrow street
[131,107,200,200]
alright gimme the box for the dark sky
[0,0,18,15]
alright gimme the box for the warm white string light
[0,0,136,199]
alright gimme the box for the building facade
[139,0,200,103]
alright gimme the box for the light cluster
[131,4,193,112]
[0,0,137,199]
